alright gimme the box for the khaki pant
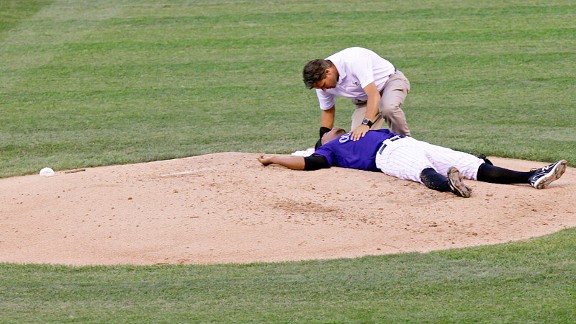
[351,70,411,136]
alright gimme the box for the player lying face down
[257,128,567,198]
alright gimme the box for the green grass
[0,0,51,33]
[1,0,575,322]
[1,0,575,177]
[1,229,575,322]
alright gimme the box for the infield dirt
[1,153,574,265]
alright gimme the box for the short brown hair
[302,59,332,89]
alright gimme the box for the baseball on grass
[39,167,55,177]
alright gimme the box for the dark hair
[303,59,332,89]
[315,128,347,149]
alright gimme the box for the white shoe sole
[533,160,567,189]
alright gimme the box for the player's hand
[258,154,273,166]
[351,124,370,141]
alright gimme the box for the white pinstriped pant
[374,136,484,184]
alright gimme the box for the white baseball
[39,167,55,177]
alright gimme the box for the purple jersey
[314,129,397,171]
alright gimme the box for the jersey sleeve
[304,153,330,170]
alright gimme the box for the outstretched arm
[258,154,305,170]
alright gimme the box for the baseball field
[1,0,575,322]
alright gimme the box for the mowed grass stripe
[0,0,575,322]
[1,0,574,177]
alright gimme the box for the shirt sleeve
[316,89,336,110]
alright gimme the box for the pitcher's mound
[1,153,574,266]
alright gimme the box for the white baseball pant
[374,136,484,183]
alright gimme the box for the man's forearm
[364,83,381,121]
[321,107,335,128]
[365,98,380,121]
[260,155,306,170]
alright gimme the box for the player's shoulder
[372,128,394,134]
[369,129,396,138]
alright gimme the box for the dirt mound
[1,153,574,265]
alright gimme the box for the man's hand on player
[351,124,370,141]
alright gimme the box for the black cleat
[529,160,567,189]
